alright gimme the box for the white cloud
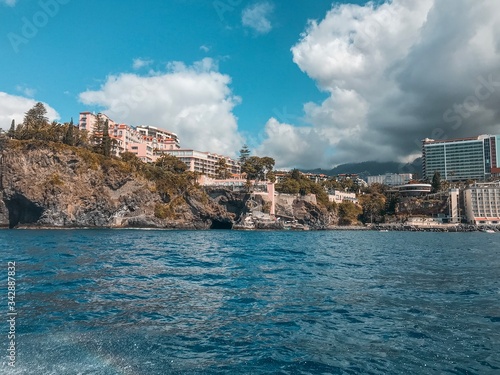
[200,45,210,53]
[242,2,274,35]
[132,58,153,70]
[256,118,330,169]
[79,58,244,157]
[258,0,500,168]
[16,85,36,98]
[1,0,17,7]
[0,92,60,130]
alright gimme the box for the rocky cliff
[0,141,337,230]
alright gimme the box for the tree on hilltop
[239,144,250,164]
[7,119,15,138]
[63,118,75,146]
[242,156,275,182]
[18,102,49,140]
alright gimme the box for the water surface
[1,230,499,374]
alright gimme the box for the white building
[328,190,358,204]
[463,182,500,225]
[448,188,461,223]
[367,173,413,186]
[422,135,500,181]
[161,149,241,177]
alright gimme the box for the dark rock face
[275,197,337,230]
[4,193,44,228]
[0,142,337,230]
[0,144,236,229]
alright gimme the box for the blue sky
[1,0,500,168]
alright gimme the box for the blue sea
[1,230,499,374]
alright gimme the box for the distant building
[161,149,241,177]
[448,188,461,223]
[302,173,329,183]
[78,112,180,162]
[136,125,179,147]
[367,173,413,186]
[463,182,500,225]
[328,190,358,204]
[274,171,290,183]
[422,135,500,181]
[396,183,431,197]
[78,112,116,134]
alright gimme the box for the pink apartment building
[78,112,180,162]
[77,113,238,174]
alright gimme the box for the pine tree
[91,114,104,154]
[23,102,48,139]
[63,118,75,146]
[239,144,250,164]
[431,171,442,193]
[102,119,111,157]
[7,119,15,138]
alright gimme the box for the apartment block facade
[77,113,239,170]
[463,182,500,225]
[367,173,413,186]
[161,149,241,177]
[422,135,500,181]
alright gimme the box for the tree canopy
[241,156,275,182]
[431,171,442,193]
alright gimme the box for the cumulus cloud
[259,0,500,168]
[79,58,243,157]
[16,85,36,98]
[242,2,274,35]
[132,58,153,70]
[0,92,59,130]
[256,118,330,168]
[1,0,17,7]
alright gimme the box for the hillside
[0,140,240,229]
[0,140,336,230]
[303,159,423,179]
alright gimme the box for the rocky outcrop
[275,194,337,230]
[0,142,233,229]
[0,141,338,230]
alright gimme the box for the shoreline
[1,224,496,233]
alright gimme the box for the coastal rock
[0,141,338,230]
[0,142,231,229]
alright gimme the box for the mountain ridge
[302,159,423,179]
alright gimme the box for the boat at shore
[480,229,496,233]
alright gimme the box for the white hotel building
[464,182,500,225]
[367,173,413,186]
[157,149,241,177]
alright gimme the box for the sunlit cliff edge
[0,140,336,230]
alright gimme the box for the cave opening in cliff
[4,194,44,229]
[210,219,233,230]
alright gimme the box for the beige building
[328,190,358,204]
[367,173,413,186]
[464,182,500,225]
[160,149,241,177]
